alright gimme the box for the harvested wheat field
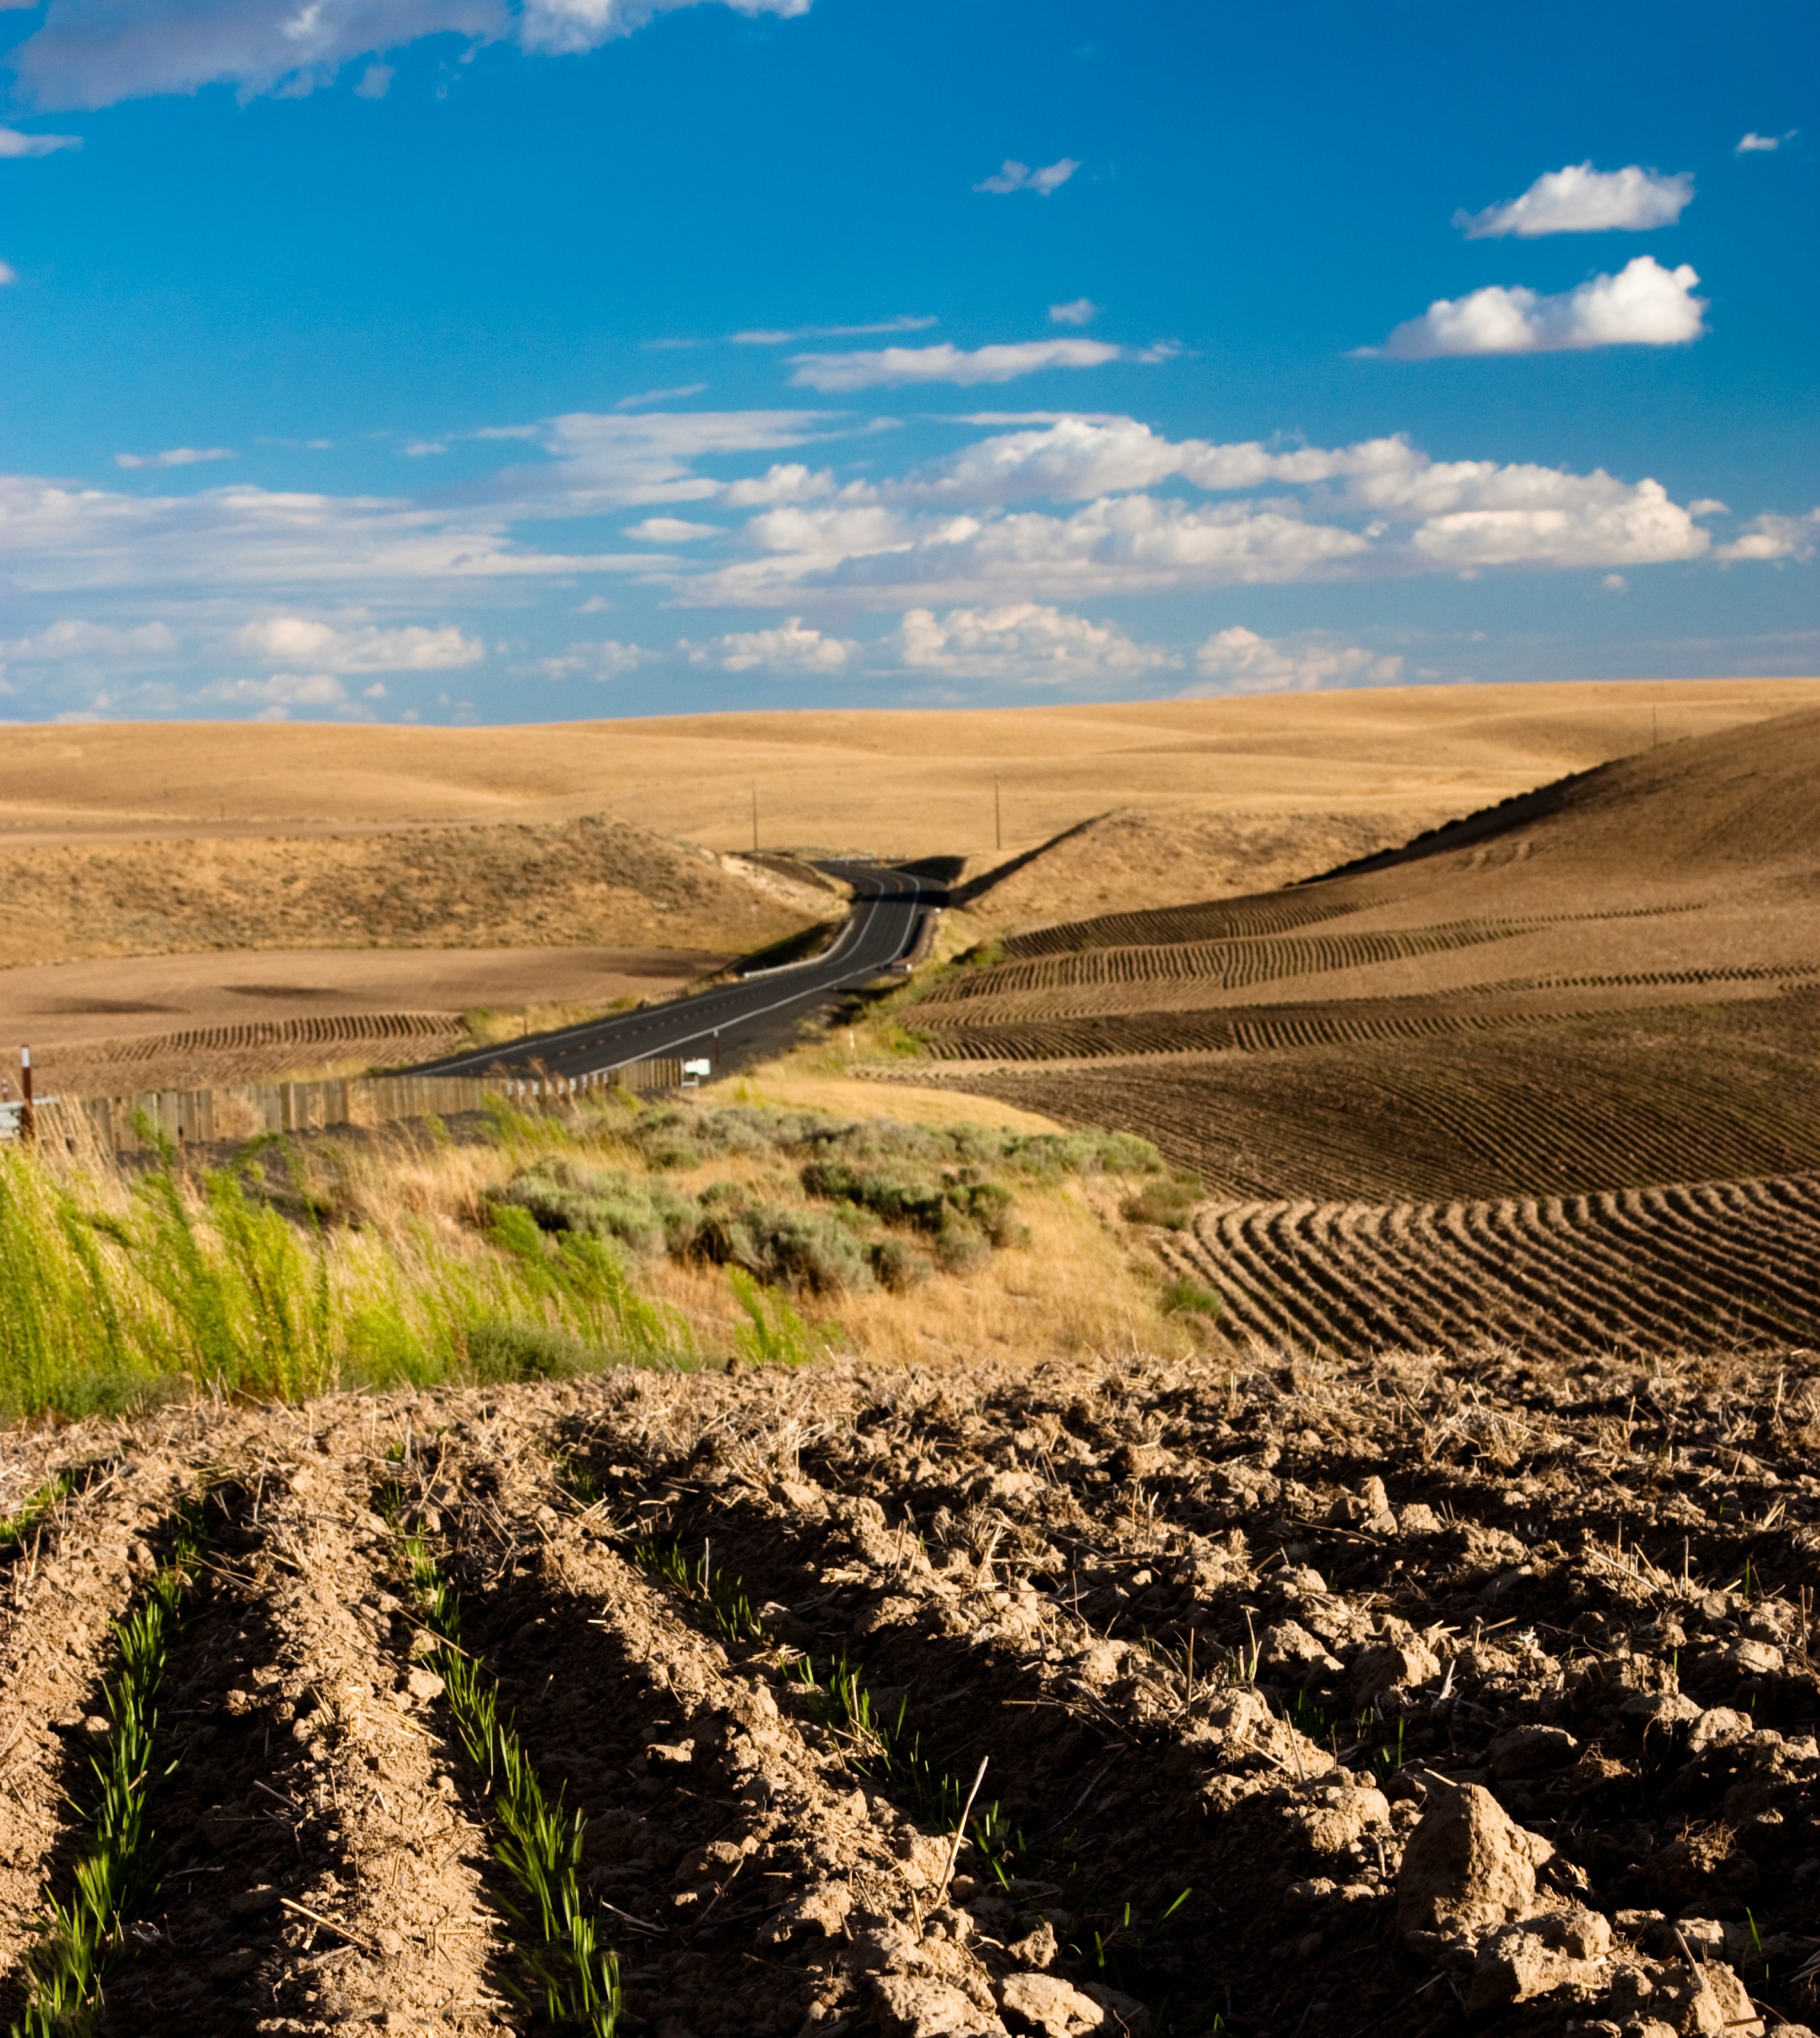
[1,1345,1817,2038]
[2,946,730,1097]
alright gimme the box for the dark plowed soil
[3,1345,1817,2037]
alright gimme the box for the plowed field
[1161,1172,1820,1360]
[3,1350,1817,2038]
[920,1001,1820,1204]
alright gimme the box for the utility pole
[994,775,1002,851]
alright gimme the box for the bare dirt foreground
[2,1348,1816,2038]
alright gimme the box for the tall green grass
[0,1135,689,1428]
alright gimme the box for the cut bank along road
[405,863,941,1083]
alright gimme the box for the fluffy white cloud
[1190,626,1404,695]
[1411,477,1708,571]
[8,0,810,111]
[0,126,82,156]
[197,672,355,718]
[720,462,837,507]
[974,157,1077,197]
[0,261,16,286]
[1715,509,1820,562]
[530,638,652,679]
[688,618,852,672]
[115,445,236,470]
[353,61,393,96]
[623,516,718,541]
[236,616,483,670]
[787,339,1122,392]
[1048,298,1100,327]
[897,603,1173,683]
[0,619,178,659]
[1455,162,1693,238]
[1736,132,1782,153]
[1372,256,1706,358]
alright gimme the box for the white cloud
[615,382,707,408]
[1735,132,1782,153]
[1715,509,1820,562]
[974,157,1078,197]
[1048,298,1100,327]
[199,672,353,715]
[0,619,178,660]
[405,440,447,456]
[1371,256,1706,358]
[1602,573,1627,593]
[730,316,936,344]
[236,616,484,670]
[115,445,237,470]
[720,462,836,507]
[897,603,1173,683]
[0,126,83,156]
[1189,626,1404,695]
[0,261,16,286]
[530,638,652,679]
[7,0,812,111]
[688,618,852,672]
[353,61,393,96]
[623,516,718,541]
[1410,477,1708,571]
[1455,162,1692,238]
[787,339,1122,392]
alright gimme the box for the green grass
[0,1470,81,1562]
[630,1536,767,1646]
[10,1509,203,2038]
[0,1131,691,1428]
[399,1531,621,2034]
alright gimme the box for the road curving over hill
[406,861,940,1083]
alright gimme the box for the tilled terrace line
[560,1354,1820,2037]
[0,1410,254,2017]
[393,1394,1040,2038]
[101,1418,505,2036]
[1164,1171,1820,1359]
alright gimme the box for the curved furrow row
[1617,1186,1820,1336]
[1171,1173,1820,1360]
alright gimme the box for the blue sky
[1,0,1814,723]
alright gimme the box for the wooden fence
[29,1057,688,1156]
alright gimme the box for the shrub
[500,1160,698,1259]
[1121,1175,1203,1230]
[869,1236,930,1292]
[1161,1278,1223,1320]
[464,1318,593,1382]
[695,1194,875,1295]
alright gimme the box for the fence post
[19,1047,33,1145]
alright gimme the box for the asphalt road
[406,863,943,1083]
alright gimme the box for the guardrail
[12,1056,690,1156]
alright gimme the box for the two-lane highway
[405,863,942,1083]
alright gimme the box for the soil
[4,946,729,1097]
[0,816,822,974]
[3,1348,1816,2038]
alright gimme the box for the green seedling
[401,1532,620,2035]
[0,1471,78,1561]
[11,1508,203,2038]
[633,1537,766,1646]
